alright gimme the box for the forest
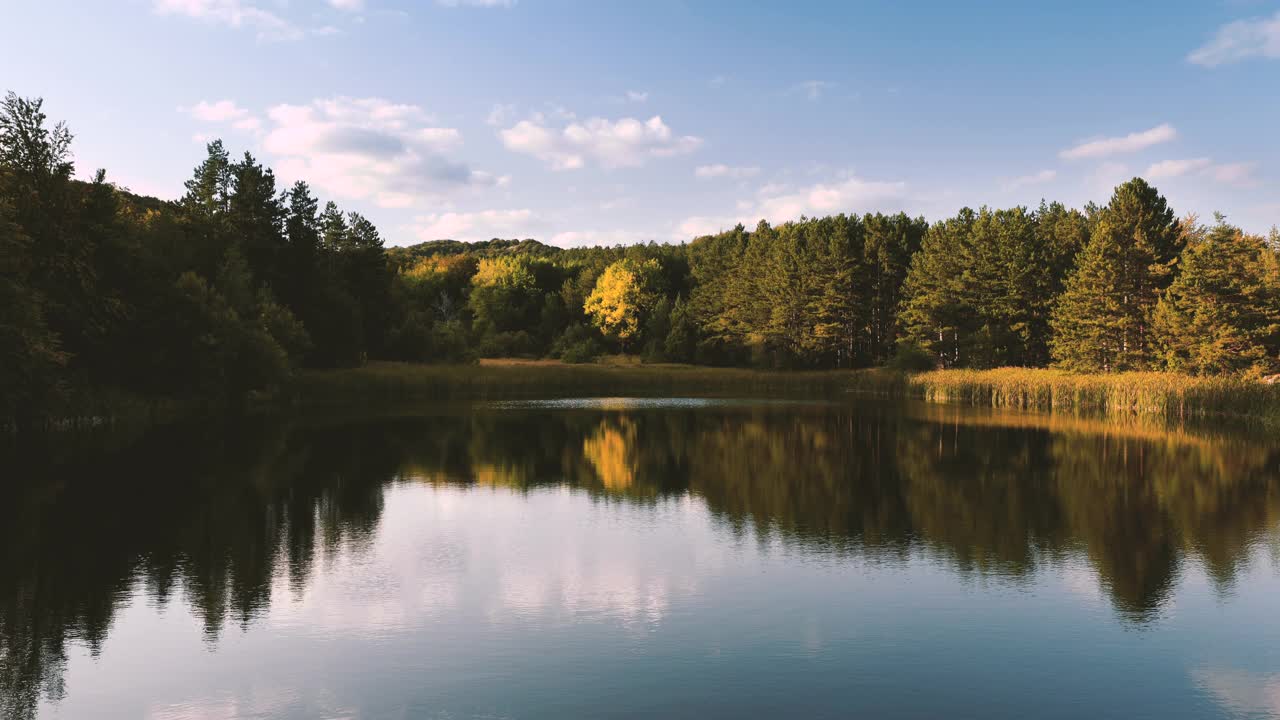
[4,91,1279,426]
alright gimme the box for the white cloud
[437,0,515,6]
[1206,161,1259,187]
[625,90,649,103]
[194,96,501,209]
[1188,12,1280,67]
[1143,158,1259,187]
[695,164,761,180]
[1059,124,1176,160]
[1089,162,1131,196]
[499,114,701,170]
[486,103,516,127]
[676,173,907,239]
[329,0,365,10]
[677,215,742,238]
[550,229,653,247]
[1001,169,1056,192]
[793,80,832,100]
[183,99,261,132]
[1145,157,1212,179]
[754,175,906,221]
[410,209,535,241]
[152,0,302,41]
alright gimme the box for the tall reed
[907,368,1280,421]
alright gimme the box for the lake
[4,397,1280,719]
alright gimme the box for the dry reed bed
[908,368,1280,421]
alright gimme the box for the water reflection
[2,399,1280,719]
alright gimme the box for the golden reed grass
[908,368,1280,421]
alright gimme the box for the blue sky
[4,0,1278,245]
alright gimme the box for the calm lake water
[4,397,1280,719]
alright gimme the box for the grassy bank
[294,362,1280,424]
[290,360,903,408]
[906,368,1280,422]
[26,362,1277,432]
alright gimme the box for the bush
[430,319,474,363]
[560,341,599,364]
[551,323,603,364]
[477,330,535,358]
[887,342,937,372]
[387,310,434,362]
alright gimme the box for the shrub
[887,342,936,372]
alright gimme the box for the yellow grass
[908,368,1280,421]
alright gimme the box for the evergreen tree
[800,216,866,366]
[182,140,232,218]
[664,294,697,363]
[283,181,320,305]
[1051,179,1182,371]
[1152,216,1280,375]
[643,295,672,362]
[227,152,286,292]
[686,224,748,363]
[864,212,927,364]
[0,197,65,423]
[899,209,977,367]
[343,212,392,359]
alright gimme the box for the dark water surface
[4,398,1280,719]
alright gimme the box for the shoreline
[291,361,1280,424]
[11,362,1280,433]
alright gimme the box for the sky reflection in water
[3,398,1280,719]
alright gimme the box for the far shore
[11,360,1280,435]
[291,360,1280,425]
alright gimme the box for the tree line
[3,92,1279,424]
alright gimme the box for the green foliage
[899,206,1074,369]
[1152,218,1280,375]
[6,89,1280,427]
[643,296,673,362]
[552,323,604,363]
[1051,179,1182,372]
[664,295,697,363]
[887,342,936,372]
[0,199,65,421]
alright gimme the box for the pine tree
[1050,179,1181,371]
[643,295,672,361]
[899,209,977,367]
[182,140,232,217]
[664,294,697,363]
[864,212,927,364]
[228,152,285,291]
[345,212,392,357]
[1151,216,1280,375]
[686,224,747,363]
[806,215,868,367]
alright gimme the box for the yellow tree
[584,259,658,350]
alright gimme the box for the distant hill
[390,237,562,261]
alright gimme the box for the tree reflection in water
[2,399,1279,719]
